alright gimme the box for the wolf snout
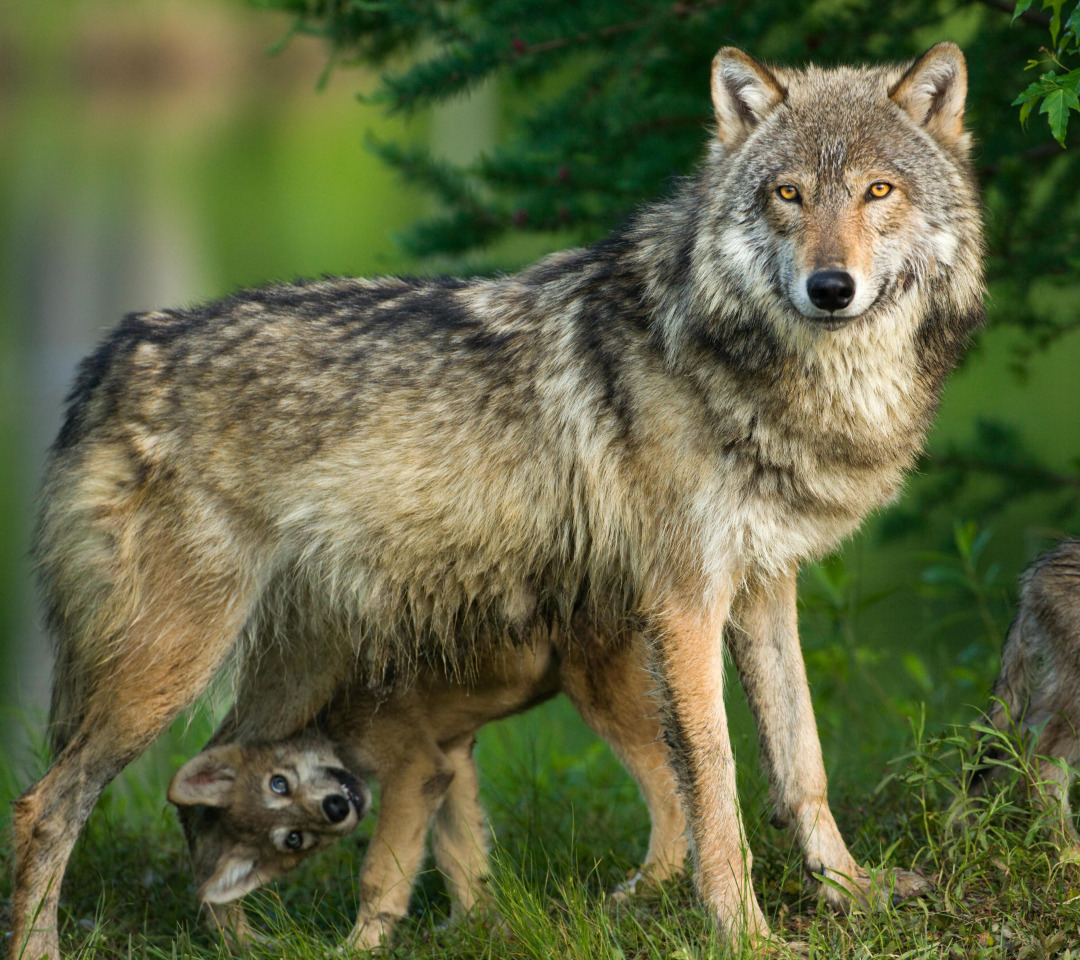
[328,766,372,820]
[322,793,352,823]
[806,270,855,312]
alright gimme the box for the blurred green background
[0,0,1078,831]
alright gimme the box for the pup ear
[169,744,244,807]
[711,48,786,150]
[889,42,969,152]
[198,849,263,904]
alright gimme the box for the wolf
[12,41,983,958]
[169,622,686,950]
[966,540,1080,854]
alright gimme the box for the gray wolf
[967,540,1080,855]
[12,41,983,958]
[169,622,686,950]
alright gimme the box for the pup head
[169,736,371,903]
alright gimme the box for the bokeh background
[1,0,1078,847]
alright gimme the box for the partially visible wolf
[967,540,1080,853]
[169,623,686,950]
[13,41,983,959]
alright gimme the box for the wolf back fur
[12,42,983,958]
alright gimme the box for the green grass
[4,697,1080,959]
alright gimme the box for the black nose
[322,794,351,824]
[806,270,855,312]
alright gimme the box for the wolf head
[169,737,372,903]
[696,42,981,333]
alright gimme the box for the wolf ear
[711,48,786,150]
[890,42,969,152]
[169,744,243,807]
[198,849,263,904]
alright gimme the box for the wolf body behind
[170,623,686,950]
[13,43,983,958]
[970,540,1080,852]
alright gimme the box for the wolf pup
[968,540,1080,854]
[13,42,983,958]
[167,736,373,947]
[171,624,686,950]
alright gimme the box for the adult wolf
[12,41,983,957]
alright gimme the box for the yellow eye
[777,185,800,202]
[868,181,892,199]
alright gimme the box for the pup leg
[647,588,770,946]
[10,567,251,960]
[728,569,925,911]
[557,631,687,895]
[348,730,455,950]
[430,735,493,922]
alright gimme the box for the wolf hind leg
[10,564,256,960]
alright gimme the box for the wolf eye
[284,831,303,850]
[867,182,892,199]
[777,185,800,202]
[270,775,289,795]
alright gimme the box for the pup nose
[322,794,351,824]
[806,270,855,312]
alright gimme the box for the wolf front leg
[647,590,770,946]
[558,629,687,895]
[728,568,927,911]
[347,737,458,950]
[429,735,494,923]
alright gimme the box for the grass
[4,699,1080,959]
[4,540,1080,958]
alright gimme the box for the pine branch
[509,0,730,57]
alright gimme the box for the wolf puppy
[14,42,983,957]
[171,625,686,950]
[969,540,1080,854]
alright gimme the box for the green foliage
[1011,0,1080,145]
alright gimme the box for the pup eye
[284,831,303,850]
[270,775,289,795]
[777,185,800,202]
[867,181,892,199]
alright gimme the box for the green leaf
[1067,3,1080,45]
[1012,0,1034,21]
[1045,0,1067,46]
[1039,83,1080,144]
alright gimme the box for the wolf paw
[816,864,932,913]
[610,869,650,901]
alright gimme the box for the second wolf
[968,540,1080,853]
[13,42,983,958]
